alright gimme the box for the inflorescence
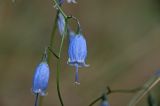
[31,0,89,106]
[29,0,160,106]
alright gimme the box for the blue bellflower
[68,31,88,85]
[57,13,65,36]
[32,60,50,96]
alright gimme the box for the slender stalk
[34,93,39,106]
[46,0,68,105]
[48,47,60,59]
[55,28,66,106]
[56,59,64,106]
[68,16,81,33]
[110,87,142,94]
[58,26,66,57]
[55,14,68,105]
[89,96,102,106]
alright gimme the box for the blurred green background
[0,0,160,106]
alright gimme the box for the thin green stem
[38,0,69,106]
[68,16,81,33]
[58,28,65,57]
[89,96,102,106]
[48,47,59,59]
[55,17,68,106]
[110,87,142,94]
[34,93,39,106]
[56,59,64,106]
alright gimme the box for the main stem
[48,0,67,105]
[56,18,68,106]
[56,59,64,106]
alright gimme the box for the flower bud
[32,56,50,96]
[57,13,65,36]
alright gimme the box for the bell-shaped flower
[32,54,50,96]
[68,31,88,84]
[57,13,65,36]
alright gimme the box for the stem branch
[88,86,142,106]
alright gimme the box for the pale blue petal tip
[32,89,47,96]
[75,81,80,85]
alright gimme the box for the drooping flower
[68,31,88,85]
[100,95,110,106]
[32,53,50,96]
[57,13,65,36]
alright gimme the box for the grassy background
[0,0,160,106]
